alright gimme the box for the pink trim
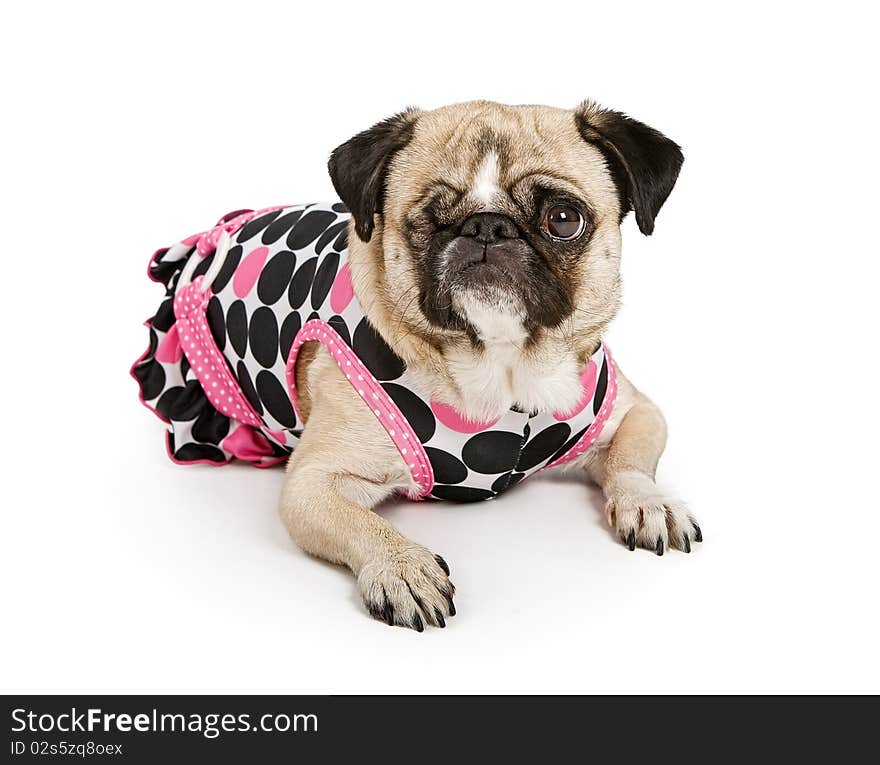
[173,278,264,429]
[145,205,287,283]
[544,348,618,469]
[285,319,434,499]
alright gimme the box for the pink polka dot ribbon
[286,319,434,499]
[173,277,263,429]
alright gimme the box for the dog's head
[329,100,682,355]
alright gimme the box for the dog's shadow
[258,463,613,609]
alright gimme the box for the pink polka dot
[430,400,499,433]
[553,360,598,421]
[233,246,269,297]
[329,262,355,313]
[154,324,183,363]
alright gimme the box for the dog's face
[329,101,682,355]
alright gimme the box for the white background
[2,1,878,693]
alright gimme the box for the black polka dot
[256,370,297,428]
[353,318,405,380]
[425,447,467,484]
[287,210,339,250]
[517,423,572,471]
[332,202,349,213]
[249,307,279,368]
[257,250,296,305]
[171,438,228,464]
[151,297,175,332]
[155,386,182,421]
[156,380,205,421]
[593,357,608,415]
[288,257,317,309]
[236,361,262,415]
[311,252,340,309]
[226,300,248,357]
[145,326,158,355]
[383,382,435,442]
[180,353,191,380]
[269,439,292,458]
[492,471,526,494]
[236,210,283,243]
[191,406,230,444]
[327,314,351,347]
[313,220,348,254]
[461,431,523,474]
[279,312,302,363]
[261,209,304,245]
[333,227,349,252]
[307,311,320,322]
[430,485,494,502]
[211,244,242,293]
[546,426,588,465]
[133,356,165,401]
[191,252,214,279]
[206,296,225,351]
[149,247,172,284]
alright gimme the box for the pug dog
[280,100,698,630]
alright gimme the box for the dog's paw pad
[358,545,455,631]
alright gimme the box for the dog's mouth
[417,242,526,332]
[443,237,533,292]
[417,233,575,338]
[450,258,510,287]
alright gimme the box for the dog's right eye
[541,205,585,241]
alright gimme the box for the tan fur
[278,101,698,629]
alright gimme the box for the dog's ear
[328,108,421,242]
[574,101,683,235]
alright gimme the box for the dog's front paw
[605,471,702,555]
[357,545,456,631]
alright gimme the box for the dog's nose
[459,213,519,244]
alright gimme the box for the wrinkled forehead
[392,103,615,208]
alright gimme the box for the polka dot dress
[132,203,617,500]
